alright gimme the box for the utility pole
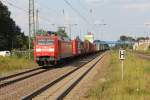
[29,0,35,59]
[69,24,71,39]
[145,23,150,45]
[89,9,93,33]
[29,0,36,37]
[79,29,81,38]
[94,23,107,40]
[68,24,77,39]
[36,9,39,33]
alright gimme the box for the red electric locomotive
[34,31,72,66]
[34,29,108,67]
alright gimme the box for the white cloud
[124,3,150,12]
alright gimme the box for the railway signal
[119,49,126,80]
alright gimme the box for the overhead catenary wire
[77,0,107,35]
[1,0,54,26]
[2,0,95,36]
[1,0,28,12]
[63,0,90,24]
[36,2,60,16]
[2,0,89,26]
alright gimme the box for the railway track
[0,67,42,81]
[0,55,92,89]
[136,52,150,60]
[0,67,51,88]
[22,52,106,100]
[0,52,102,100]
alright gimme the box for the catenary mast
[29,0,35,59]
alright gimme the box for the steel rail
[0,68,51,88]
[0,67,42,81]
[56,52,106,100]
[22,52,104,100]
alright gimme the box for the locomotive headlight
[36,48,41,52]
[48,48,54,52]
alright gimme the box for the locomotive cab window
[37,39,54,45]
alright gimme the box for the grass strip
[88,50,150,100]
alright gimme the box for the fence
[11,50,34,60]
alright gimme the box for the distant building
[84,32,94,43]
[133,38,150,50]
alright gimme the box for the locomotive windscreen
[37,39,54,45]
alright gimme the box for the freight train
[34,31,109,66]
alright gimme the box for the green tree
[116,35,135,49]
[0,1,28,50]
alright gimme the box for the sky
[1,0,150,41]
